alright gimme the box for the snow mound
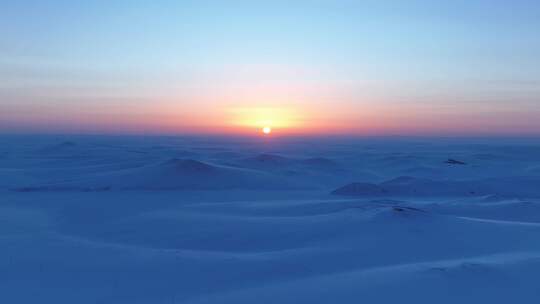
[39,141,79,154]
[241,153,295,167]
[161,158,217,173]
[332,176,540,198]
[15,158,302,191]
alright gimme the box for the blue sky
[1,0,539,135]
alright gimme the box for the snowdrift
[332,176,540,198]
[14,158,304,191]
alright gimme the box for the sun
[262,126,272,134]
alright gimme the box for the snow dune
[332,176,540,198]
[12,158,306,191]
[2,136,540,303]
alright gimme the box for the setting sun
[226,106,303,135]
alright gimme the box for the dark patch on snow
[445,158,467,165]
[392,206,426,213]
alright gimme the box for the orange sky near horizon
[2,1,540,137]
[3,94,539,136]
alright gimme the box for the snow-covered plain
[2,134,540,303]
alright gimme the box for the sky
[1,0,539,136]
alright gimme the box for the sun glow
[227,106,301,134]
[262,126,272,134]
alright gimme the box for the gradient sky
[1,0,539,136]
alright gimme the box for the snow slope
[14,158,303,191]
[1,135,540,303]
[332,176,540,198]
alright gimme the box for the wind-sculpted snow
[233,154,342,172]
[332,176,540,198]
[2,136,540,303]
[13,158,306,191]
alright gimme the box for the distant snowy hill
[332,176,540,198]
[3,136,540,303]
[14,158,306,191]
